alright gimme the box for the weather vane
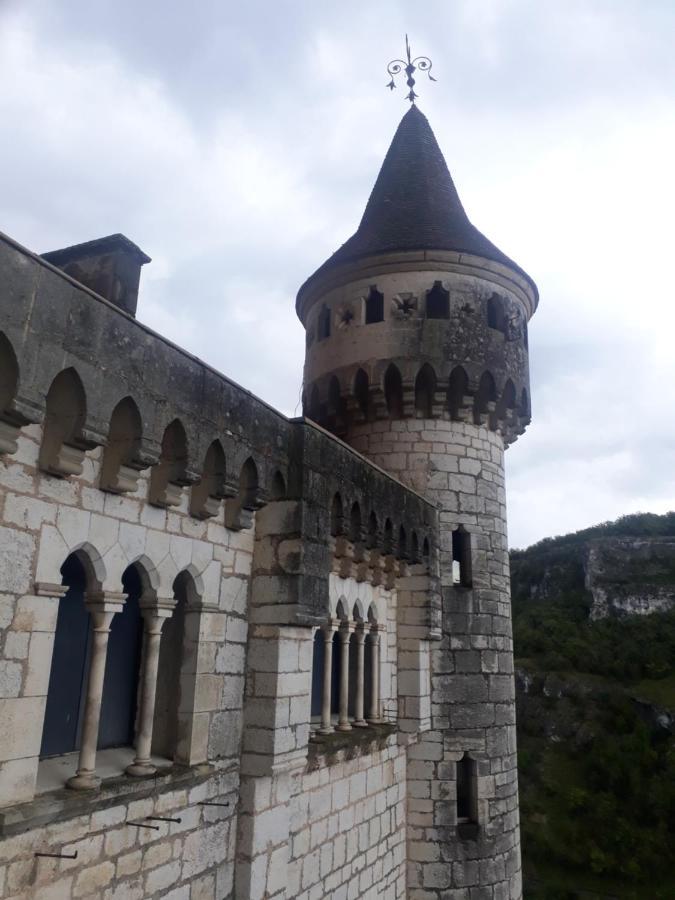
[386,35,436,103]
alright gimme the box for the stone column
[368,626,382,724]
[336,622,354,732]
[353,624,367,726]
[126,602,174,777]
[318,621,337,735]
[67,591,125,791]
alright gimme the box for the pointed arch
[354,368,370,419]
[149,418,189,507]
[367,510,378,548]
[39,367,88,476]
[384,364,403,418]
[349,501,362,543]
[239,457,259,509]
[410,531,419,563]
[190,439,227,518]
[474,371,497,423]
[383,518,394,555]
[398,525,407,559]
[414,364,436,418]
[496,379,517,424]
[448,366,469,420]
[331,493,344,537]
[270,470,286,501]
[0,332,18,413]
[100,396,143,493]
[519,387,530,418]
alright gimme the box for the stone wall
[288,739,407,900]
[349,418,522,900]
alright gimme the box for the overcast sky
[2,0,675,548]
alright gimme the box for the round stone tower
[297,105,537,899]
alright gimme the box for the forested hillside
[511,513,675,898]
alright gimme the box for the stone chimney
[41,233,151,317]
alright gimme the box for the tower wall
[351,418,520,898]
[300,258,535,899]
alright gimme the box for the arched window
[519,388,530,419]
[354,369,370,420]
[487,294,505,333]
[270,470,286,500]
[367,511,378,548]
[414,364,436,418]
[398,525,407,559]
[426,281,449,319]
[149,418,189,507]
[310,629,325,722]
[350,502,362,543]
[100,396,143,494]
[474,371,497,424]
[190,440,227,519]
[98,565,143,749]
[410,531,419,563]
[383,518,394,555]
[384,365,403,419]
[330,493,344,537]
[456,753,477,823]
[0,332,18,415]
[41,554,92,758]
[452,527,472,587]
[39,368,88,477]
[448,366,469,421]
[152,572,190,760]
[318,305,331,341]
[365,286,384,324]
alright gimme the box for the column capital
[139,595,176,619]
[84,590,125,626]
[322,619,339,638]
[339,621,356,637]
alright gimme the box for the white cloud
[2,0,675,547]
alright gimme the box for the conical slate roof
[297,105,536,305]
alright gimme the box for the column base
[336,722,352,732]
[367,718,382,725]
[317,726,334,735]
[353,719,368,727]
[66,771,101,791]
[126,761,157,777]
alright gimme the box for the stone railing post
[318,621,338,735]
[368,625,382,724]
[353,624,367,727]
[127,600,175,776]
[336,622,354,732]
[67,591,125,790]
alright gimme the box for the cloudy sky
[2,0,675,548]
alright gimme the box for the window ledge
[0,761,228,839]
[307,723,397,768]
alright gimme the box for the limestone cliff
[511,513,675,620]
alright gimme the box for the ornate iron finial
[386,35,436,103]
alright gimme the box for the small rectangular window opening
[426,281,450,319]
[365,286,384,324]
[456,754,477,823]
[452,528,472,587]
[318,306,331,341]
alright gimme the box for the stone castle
[0,102,537,899]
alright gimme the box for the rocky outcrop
[511,529,675,620]
[584,537,675,619]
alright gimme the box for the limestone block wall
[288,739,408,900]
[349,418,522,900]
[0,419,252,899]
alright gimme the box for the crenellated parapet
[0,230,438,631]
[300,260,534,447]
